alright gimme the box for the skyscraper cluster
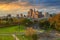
[27,9,44,19]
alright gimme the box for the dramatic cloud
[0,0,60,16]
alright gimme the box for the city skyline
[0,0,60,16]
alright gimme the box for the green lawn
[16,35,32,40]
[0,25,25,34]
[0,35,15,40]
[56,38,60,40]
[0,25,26,40]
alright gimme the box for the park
[0,14,60,40]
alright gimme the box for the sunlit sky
[0,0,60,16]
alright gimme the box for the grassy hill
[0,25,25,34]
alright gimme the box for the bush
[32,34,38,40]
[39,20,50,30]
[48,14,60,31]
[25,27,38,40]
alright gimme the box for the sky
[0,0,60,16]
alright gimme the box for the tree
[19,18,33,27]
[39,19,50,30]
[48,13,60,31]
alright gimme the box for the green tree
[39,19,50,30]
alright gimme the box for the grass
[0,35,15,40]
[16,35,32,40]
[0,25,25,34]
[0,25,26,40]
[56,38,60,40]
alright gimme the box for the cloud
[0,0,18,3]
[0,0,60,15]
[40,0,60,7]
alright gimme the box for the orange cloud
[0,3,20,11]
[0,2,40,12]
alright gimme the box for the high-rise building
[27,9,43,18]
[31,9,36,18]
[38,12,43,18]
[24,15,26,18]
[44,12,50,18]
[20,13,23,18]
[27,9,33,18]
[34,11,39,18]
[27,11,31,18]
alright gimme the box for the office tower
[38,12,44,18]
[44,12,50,18]
[27,9,33,18]
[27,9,43,18]
[16,14,20,18]
[20,13,23,17]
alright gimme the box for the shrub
[32,34,38,40]
[25,27,36,36]
[48,14,60,31]
[39,20,50,30]
[25,27,38,40]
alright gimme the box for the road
[12,34,19,40]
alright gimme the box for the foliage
[32,34,38,40]
[48,14,60,31]
[25,27,38,40]
[0,18,33,27]
[25,27,36,36]
[19,18,33,26]
[39,19,50,30]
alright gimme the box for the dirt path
[12,34,19,40]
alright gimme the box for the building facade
[27,9,43,18]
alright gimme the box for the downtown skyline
[0,0,60,16]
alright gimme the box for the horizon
[0,0,60,16]
[0,9,59,16]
